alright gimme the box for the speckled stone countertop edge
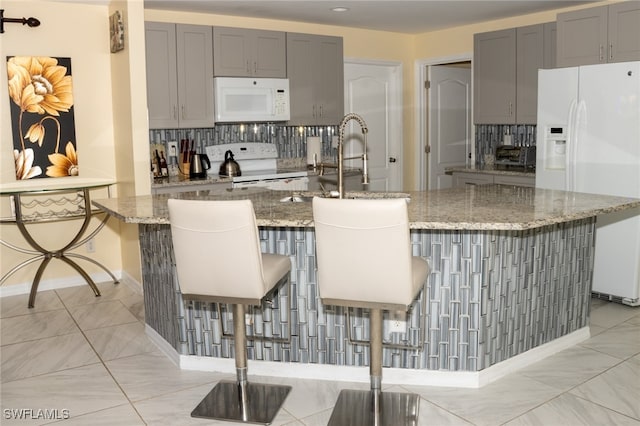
[93,186,640,232]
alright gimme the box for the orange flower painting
[7,56,78,180]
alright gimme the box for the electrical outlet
[85,238,96,253]
[245,313,253,326]
[167,141,178,158]
[331,136,339,148]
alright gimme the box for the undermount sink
[279,191,411,203]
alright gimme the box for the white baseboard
[167,327,591,388]
[0,269,143,297]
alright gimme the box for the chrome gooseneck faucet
[320,113,369,198]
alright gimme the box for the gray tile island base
[94,186,640,388]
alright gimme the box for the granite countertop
[446,165,536,177]
[93,185,640,231]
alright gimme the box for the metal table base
[328,389,419,426]
[191,380,291,425]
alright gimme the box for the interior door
[428,64,471,189]
[344,62,402,191]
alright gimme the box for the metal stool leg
[191,304,291,424]
[328,308,420,426]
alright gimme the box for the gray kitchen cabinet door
[286,33,344,125]
[557,6,608,67]
[253,30,287,77]
[543,22,557,69]
[516,24,544,124]
[213,27,286,77]
[473,28,516,124]
[145,22,179,129]
[315,35,344,125]
[608,2,640,63]
[176,24,214,128]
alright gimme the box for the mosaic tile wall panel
[476,124,536,167]
[139,218,595,373]
[149,124,337,160]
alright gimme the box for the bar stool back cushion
[168,199,290,304]
[312,197,428,310]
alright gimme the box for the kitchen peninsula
[94,186,640,387]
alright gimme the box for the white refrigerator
[536,61,640,306]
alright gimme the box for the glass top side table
[1,178,118,308]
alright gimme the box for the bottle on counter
[159,151,169,177]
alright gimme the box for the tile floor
[1,281,639,425]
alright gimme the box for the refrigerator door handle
[566,99,578,192]
[573,100,587,192]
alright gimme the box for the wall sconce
[0,9,41,34]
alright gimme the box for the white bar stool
[312,197,430,426]
[168,198,292,425]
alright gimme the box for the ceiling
[143,1,596,35]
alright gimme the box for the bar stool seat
[313,197,430,426]
[168,198,291,425]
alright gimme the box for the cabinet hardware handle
[173,106,177,120]
[319,105,323,117]
[312,105,316,118]
[509,102,513,116]
[389,157,397,163]
[599,44,604,62]
[181,105,185,120]
[254,61,257,74]
[609,43,613,60]
[246,60,250,74]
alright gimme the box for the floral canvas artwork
[7,56,78,180]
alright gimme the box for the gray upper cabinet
[557,3,640,67]
[475,23,553,124]
[145,22,214,129]
[543,22,557,69]
[213,27,286,78]
[516,24,544,124]
[474,29,517,124]
[287,33,344,125]
[608,2,640,63]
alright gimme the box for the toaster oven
[494,145,536,169]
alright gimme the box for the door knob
[389,157,397,163]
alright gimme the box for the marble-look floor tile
[68,300,139,331]
[504,392,640,425]
[518,345,620,391]
[41,403,145,425]
[0,363,128,425]
[254,374,370,420]
[570,354,640,420]
[119,291,145,322]
[105,352,221,402]
[1,332,99,383]
[0,309,78,346]
[0,291,64,319]
[579,321,640,360]
[55,281,136,308]
[405,374,562,426]
[83,322,157,361]
[296,408,332,426]
[133,382,297,426]
[589,301,640,329]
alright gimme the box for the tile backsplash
[149,124,337,160]
[150,123,536,168]
[475,124,536,167]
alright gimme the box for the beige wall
[0,0,619,291]
[0,0,127,290]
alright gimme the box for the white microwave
[213,77,290,123]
